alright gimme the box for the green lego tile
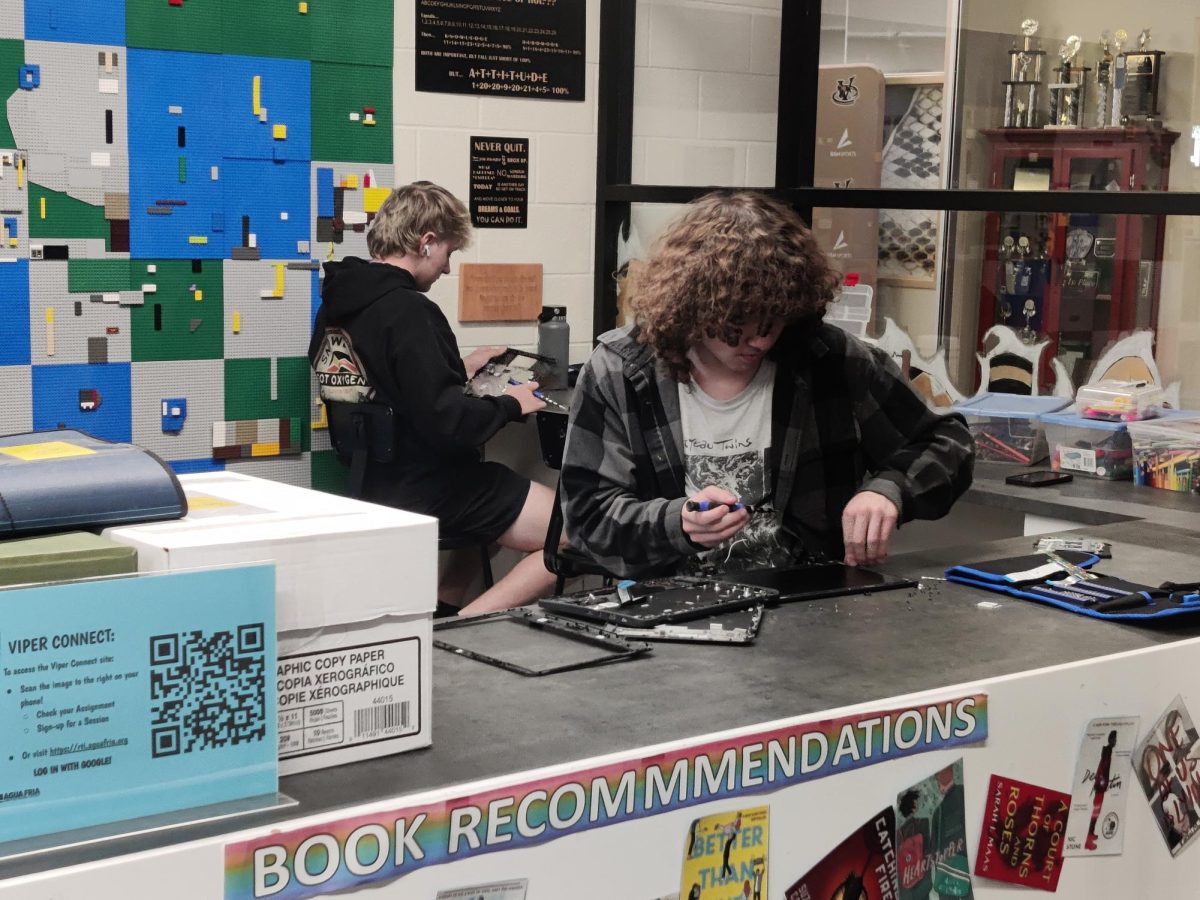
[29,183,111,247]
[125,0,222,53]
[310,447,350,495]
[309,0,392,66]
[67,259,133,293]
[0,40,23,149]
[218,0,391,63]
[224,355,311,451]
[311,62,391,164]
[220,0,312,60]
[129,259,224,362]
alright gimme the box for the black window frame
[593,0,1200,339]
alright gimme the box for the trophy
[1110,29,1128,125]
[1095,31,1113,127]
[1003,19,1044,127]
[1001,235,1017,295]
[1021,298,1038,343]
[1120,28,1165,125]
[1047,36,1089,128]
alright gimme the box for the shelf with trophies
[979,21,1178,390]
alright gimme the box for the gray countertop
[966,460,1200,529]
[7,468,1200,879]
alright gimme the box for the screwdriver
[507,378,568,411]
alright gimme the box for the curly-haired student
[560,190,974,578]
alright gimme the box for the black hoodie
[309,257,522,474]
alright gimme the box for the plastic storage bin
[1128,415,1200,492]
[1076,379,1163,422]
[952,394,1072,464]
[1041,410,1133,479]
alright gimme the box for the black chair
[543,480,614,595]
[324,400,493,588]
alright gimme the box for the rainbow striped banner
[225,693,987,898]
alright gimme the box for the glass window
[619,0,1200,405]
[805,0,1200,405]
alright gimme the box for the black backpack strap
[543,480,565,575]
[347,413,369,498]
[325,401,397,498]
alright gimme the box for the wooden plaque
[458,263,543,322]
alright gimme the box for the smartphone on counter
[1005,470,1073,487]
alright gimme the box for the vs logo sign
[832,76,859,105]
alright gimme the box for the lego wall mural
[0,0,393,488]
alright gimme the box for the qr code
[148,624,267,758]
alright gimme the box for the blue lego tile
[128,50,312,259]
[130,50,311,163]
[127,49,223,156]
[222,158,310,259]
[26,0,126,46]
[169,457,225,474]
[220,55,311,163]
[0,260,30,366]
[32,361,132,442]
[316,166,334,217]
[129,149,223,259]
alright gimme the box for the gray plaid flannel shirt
[560,323,974,578]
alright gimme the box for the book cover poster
[974,774,1070,891]
[436,880,527,900]
[680,805,769,900]
[1133,695,1200,856]
[896,759,974,898]
[1063,716,1139,856]
[784,807,897,900]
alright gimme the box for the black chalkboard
[416,0,585,101]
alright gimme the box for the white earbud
[423,246,431,257]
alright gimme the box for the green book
[0,532,138,587]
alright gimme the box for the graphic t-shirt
[678,361,787,569]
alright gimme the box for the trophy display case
[977,127,1179,390]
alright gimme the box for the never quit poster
[470,136,528,229]
[0,565,276,845]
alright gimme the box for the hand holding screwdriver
[681,486,751,548]
[507,378,568,411]
[501,379,547,415]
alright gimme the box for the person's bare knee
[496,481,556,552]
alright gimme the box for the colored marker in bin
[507,378,567,411]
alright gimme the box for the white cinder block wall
[629,0,783,253]
[392,0,601,366]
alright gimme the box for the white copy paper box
[104,472,436,774]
